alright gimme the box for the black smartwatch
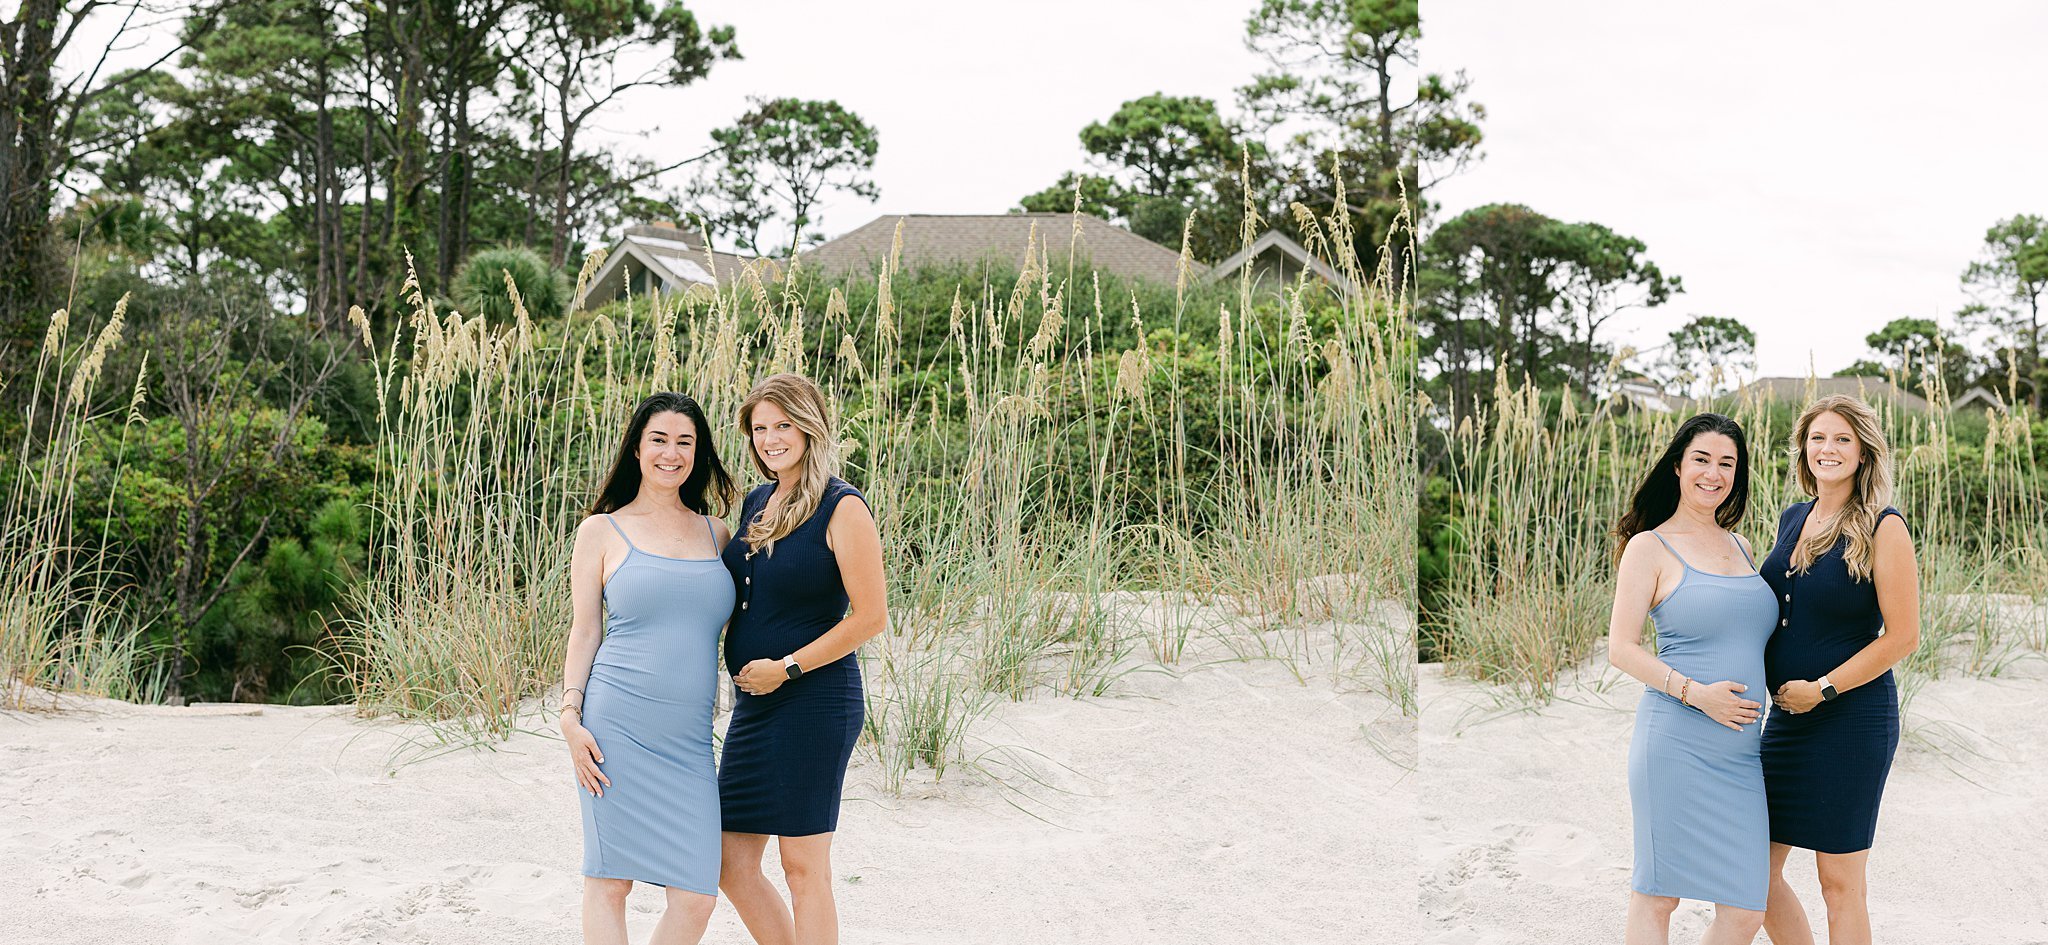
[783,656,804,680]
[1818,676,1838,701]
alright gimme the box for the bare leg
[1625,891,1679,945]
[778,833,840,945]
[648,887,717,945]
[1701,904,1765,945]
[720,831,795,945]
[1763,843,1816,944]
[1817,849,1874,945]
[581,876,633,945]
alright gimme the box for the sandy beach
[2,600,1412,944]
[1420,652,2048,944]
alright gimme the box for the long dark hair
[1613,412,1750,560]
[587,392,736,517]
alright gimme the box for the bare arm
[1606,533,1761,731]
[1778,515,1919,710]
[734,497,889,695]
[1607,535,1681,690]
[560,516,613,795]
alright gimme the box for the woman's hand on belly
[734,658,787,696]
[1689,679,1763,730]
[1773,679,1824,714]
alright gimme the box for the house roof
[1611,376,1691,414]
[577,223,779,308]
[1201,229,1347,288]
[795,213,1186,285]
[1951,386,2007,412]
[1736,376,1932,412]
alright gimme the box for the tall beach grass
[1429,361,2046,713]
[336,196,1411,781]
[2,295,167,708]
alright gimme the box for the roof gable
[1202,229,1347,288]
[797,213,1186,285]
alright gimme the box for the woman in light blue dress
[559,392,737,945]
[1606,413,1777,945]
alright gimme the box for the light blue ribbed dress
[1627,531,1778,911]
[578,513,732,895]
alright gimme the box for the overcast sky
[67,0,1274,247]
[598,0,1271,246]
[1424,1,2048,377]
[67,2,2048,379]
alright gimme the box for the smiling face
[747,399,807,479]
[636,410,696,489]
[1674,431,1740,513]
[1803,410,1862,487]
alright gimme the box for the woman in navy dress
[1605,413,1773,945]
[558,392,738,945]
[717,373,888,945]
[1759,394,1920,945]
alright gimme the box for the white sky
[65,0,1274,250]
[1425,1,2048,378]
[598,0,1271,249]
[68,0,2041,379]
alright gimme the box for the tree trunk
[0,0,65,352]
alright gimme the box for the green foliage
[1420,203,1680,415]
[1080,93,1239,197]
[1018,92,1268,260]
[195,497,365,703]
[692,97,879,255]
[453,246,572,323]
[1961,214,2048,408]
[1018,172,1122,219]
[1240,0,1481,264]
[1662,315,1756,399]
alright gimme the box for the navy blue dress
[1759,501,1905,854]
[718,478,867,837]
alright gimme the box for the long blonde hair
[738,373,839,556]
[1789,394,1893,581]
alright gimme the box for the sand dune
[1420,655,2048,944]
[2,602,1411,944]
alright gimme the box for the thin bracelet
[564,686,584,699]
[1660,668,1674,695]
[1679,676,1692,706]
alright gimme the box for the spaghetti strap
[1648,531,1692,569]
[603,513,641,553]
[1730,532,1757,570]
[702,512,717,547]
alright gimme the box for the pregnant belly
[725,616,844,671]
[1766,637,1881,689]
[585,670,714,745]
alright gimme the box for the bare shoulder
[829,491,876,529]
[572,513,625,555]
[1616,530,1677,578]
[1732,531,1755,554]
[1619,530,1661,559]
[1875,512,1913,547]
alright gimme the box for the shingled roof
[577,223,780,308]
[795,213,1187,285]
[1736,376,1931,412]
